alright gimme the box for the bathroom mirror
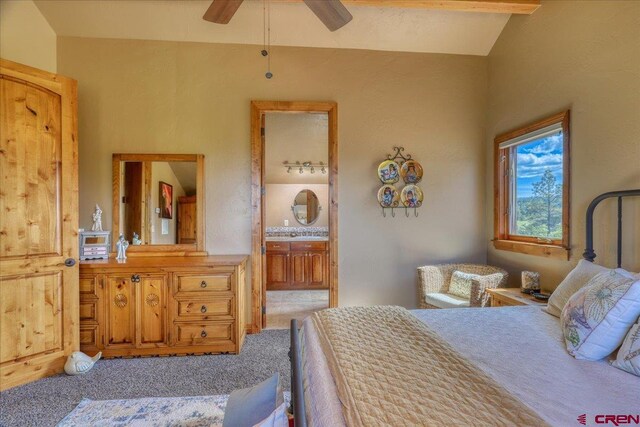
[291,189,321,225]
[112,153,205,254]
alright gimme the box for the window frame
[493,110,571,260]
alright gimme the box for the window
[494,111,570,259]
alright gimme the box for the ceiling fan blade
[303,0,353,32]
[203,0,244,24]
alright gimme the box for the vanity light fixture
[283,161,327,175]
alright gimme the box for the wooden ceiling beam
[278,0,540,15]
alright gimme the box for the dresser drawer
[79,276,99,297]
[79,300,98,322]
[266,242,290,252]
[175,274,231,293]
[291,241,327,251]
[173,321,234,346]
[176,298,234,320]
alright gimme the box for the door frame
[250,101,338,333]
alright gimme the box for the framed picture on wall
[159,181,173,219]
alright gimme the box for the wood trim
[493,240,569,260]
[493,110,570,259]
[250,101,338,333]
[279,0,540,14]
[111,153,205,254]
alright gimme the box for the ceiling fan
[203,0,353,32]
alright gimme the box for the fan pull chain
[266,0,273,79]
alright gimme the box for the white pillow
[449,271,479,299]
[610,318,640,377]
[561,271,640,360]
[546,259,609,317]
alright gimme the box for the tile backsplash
[266,226,328,237]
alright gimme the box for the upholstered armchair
[417,264,508,309]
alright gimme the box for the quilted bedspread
[311,305,549,427]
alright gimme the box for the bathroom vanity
[265,238,328,290]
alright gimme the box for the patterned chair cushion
[449,271,479,299]
[610,318,640,377]
[561,271,640,361]
[546,260,609,317]
[424,292,470,309]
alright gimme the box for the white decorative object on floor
[115,234,129,261]
[91,204,103,231]
[64,351,102,375]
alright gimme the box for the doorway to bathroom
[250,101,338,332]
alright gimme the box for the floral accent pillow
[561,271,640,361]
[610,318,640,377]
[448,271,479,299]
[546,259,609,317]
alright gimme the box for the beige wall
[0,0,56,72]
[485,0,640,291]
[57,37,488,311]
[265,112,329,185]
[266,184,329,228]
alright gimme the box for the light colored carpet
[58,395,228,426]
[0,330,290,427]
[266,290,329,329]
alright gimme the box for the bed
[289,189,640,427]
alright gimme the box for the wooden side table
[486,288,547,307]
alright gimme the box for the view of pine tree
[514,169,562,239]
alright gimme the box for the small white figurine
[116,234,129,261]
[64,351,102,375]
[91,204,103,232]
[132,232,142,246]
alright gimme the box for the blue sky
[515,132,563,198]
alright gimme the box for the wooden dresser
[266,240,328,290]
[79,256,247,357]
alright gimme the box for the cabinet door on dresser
[104,276,137,348]
[137,275,168,347]
[307,251,327,288]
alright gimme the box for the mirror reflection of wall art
[377,185,399,208]
[377,160,400,184]
[400,160,423,184]
[159,181,173,219]
[401,184,423,208]
[291,189,321,225]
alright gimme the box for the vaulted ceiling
[33,0,538,56]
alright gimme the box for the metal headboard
[290,319,307,427]
[582,189,640,268]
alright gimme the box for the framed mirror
[291,189,321,225]
[112,153,205,254]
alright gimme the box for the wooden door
[123,161,143,242]
[266,252,289,289]
[0,60,78,391]
[290,252,308,287]
[177,196,197,244]
[137,275,167,346]
[308,251,327,288]
[105,276,136,348]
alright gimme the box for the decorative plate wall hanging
[377,160,400,184]
[401,184,423,208]
[400,160,423,184]
[378,185,399,208]
[377,147,423,217]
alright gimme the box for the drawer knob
[131,274,140,283]
[200,330,208,338]
[200,305,207,313]
[200,281,207,288]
